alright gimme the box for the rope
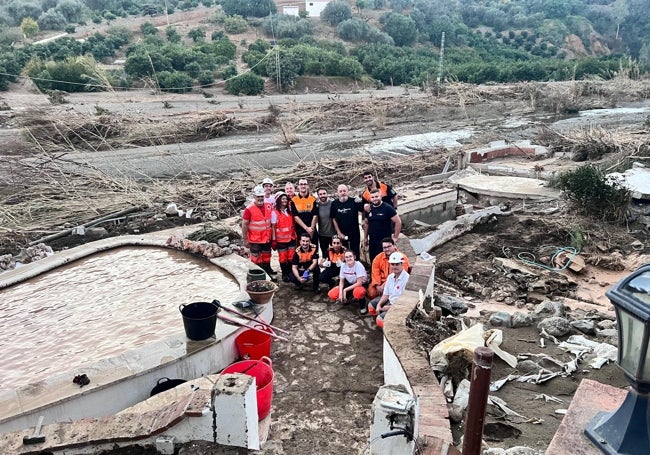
[517,246,578,272]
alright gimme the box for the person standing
[261,177,275,211]
[242,185,276,280]
[316,187,335,257]
[290,232,321,294]
[361,170,398,208]
[368,252,410,329]
[363,189,402,262]
[368,237,410,299]
[330,184,363,259]
[284,181,296,200]
[290,178,318,245]
[328,250,368,314]
[272,192,296,282]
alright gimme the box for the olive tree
[321,0,352,26]
[225,72,264,95]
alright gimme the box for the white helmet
[388,252,405,264]
[262,177,274,185]
[253,185,265,197]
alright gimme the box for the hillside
[0,0,648,94]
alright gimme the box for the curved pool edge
[0,233,272,434]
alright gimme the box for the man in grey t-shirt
[316,187,335,257]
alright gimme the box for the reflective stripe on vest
[292,194,316,213]
[275,209,295,243]
[247,205,271,243]
[296,246,316,263]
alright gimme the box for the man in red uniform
[361,170,398,208]
[242,186,276,280]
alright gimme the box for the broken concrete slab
[608,162,650,200]
[410,206,504,254]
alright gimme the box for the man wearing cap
[290,178,318,246]
[368,237,410,299]
[242,185,276,280]
[361,170,398,208]
[262,177,275,211]
[368,252,410,328]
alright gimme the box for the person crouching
[328,250,368,315]
[368,252,410,329]
[290,232,321,295]
[319,235,346,288]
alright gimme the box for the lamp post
[585,264,650,454]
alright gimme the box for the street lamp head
[585,264,650,455]
[606,264,650,392]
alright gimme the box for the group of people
[241,172,409,327]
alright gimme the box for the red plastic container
[235,326,272,360]
[222,356,274,420]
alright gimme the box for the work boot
[358,299,368,315]
[280,263,291,283]
[260,264,278,282]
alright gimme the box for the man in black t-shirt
[330,184,363,259]
[363,188,402,261]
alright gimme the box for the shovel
[212,299,289,335]
[23,415,45,445]
[217,313,289,342]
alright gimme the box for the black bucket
[179,301,220,341]
[150,377,187,396]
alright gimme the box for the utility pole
[437,31,445,85]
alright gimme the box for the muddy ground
[408,210,648,452]
[1,79,649,453]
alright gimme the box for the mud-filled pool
[0,246,240,391]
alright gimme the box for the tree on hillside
[55,0,84,23]
[382,13,417,46]
[221,0,276,18]
[20,17,39,38]
[37,10,66,30]
[266,48,302,90]
[188,27,206,42]
[3,1,42,26]
[166,26,181,43]
[338,18,367,41]
[141,22,158,36]
[321,0,352,26]
[225,72,264,95]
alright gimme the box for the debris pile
[166,233,248,260]
[0,243,53,272]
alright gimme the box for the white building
[305,0,331,17]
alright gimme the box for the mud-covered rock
[436,294,469,315]
[571,319,597,335]
[511,311,533,328]
[537,316,571,337]
[490,311,512,327]
[532,300,565,319]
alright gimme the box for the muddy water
[0,247,240,391]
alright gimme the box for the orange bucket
[235,325,272,360]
